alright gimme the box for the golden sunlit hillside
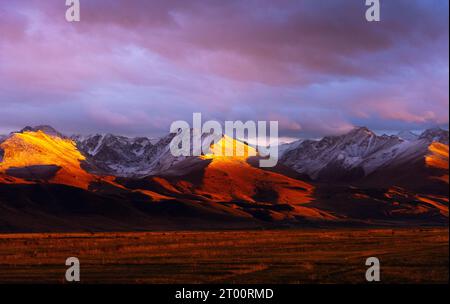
[0,131,190,202]
[0,130,448,225]
[193,135,336,220]
[198,135,313,202]
[201,134,257,160]
[426,142,449,183]
[0,131,96,189]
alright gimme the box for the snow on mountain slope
[379,129,449,171]
[71,133,178,176]
[72,130,224,177]
[280,127,449,181]
[0,131,96,189]
[278,139,306,158]
[7,125,448,186]
[418,128,449,144]
[0,129,185,201]
[0,125,447,228]
[197,135,314,204]
[397,130,419,141]
[280,127,403,180]
[137,134,336,221]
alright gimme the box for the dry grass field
[0,228,447,284]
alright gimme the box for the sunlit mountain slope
[426,142,449,183]
[0,126,448,231]
[0,131,176,202]
[198,135,314,204]
[0,131,96,189]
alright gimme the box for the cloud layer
[0,0,448,137]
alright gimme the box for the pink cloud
[0,0,448,137]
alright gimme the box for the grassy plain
[0,228,447,283]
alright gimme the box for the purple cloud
[0,0,448,137]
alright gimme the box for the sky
[0,0,448,138]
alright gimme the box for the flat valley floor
[0,228,448,283]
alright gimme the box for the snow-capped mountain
[418,128,449,144]
[280,127,449,181]
[397,130,419,141]
[20,125,65,138]
[71,130,223,177]
[8,125,448,181]
[1,125,448,231]
[278,139,306,158]
[71,133,177,176]
[69,126,450,180]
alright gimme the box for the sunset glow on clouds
[0,0,448,137]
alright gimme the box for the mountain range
[0,125,448,232]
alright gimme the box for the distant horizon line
[1,124,449,145]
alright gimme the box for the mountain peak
[397,130,419,141]
[347,126,375,137]
[422,127,446,134]
[419,128,449,144]
[19,125,64,138]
